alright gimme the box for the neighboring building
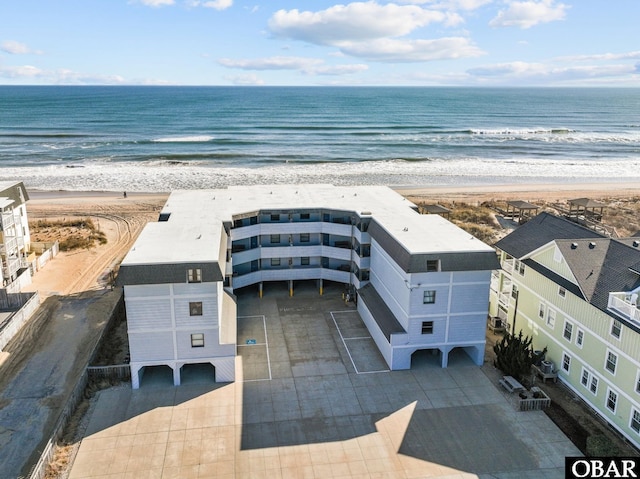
[491,212,640,449]
[0,181,31,288]
[118,185,498,388]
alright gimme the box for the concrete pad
[69,284,580,478]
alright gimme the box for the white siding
[450,282,490,314]
[126,298,172,330]
[174,297,218,329]
[448,315,486,342]
[129,331,174,362]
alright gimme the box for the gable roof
[494,212,603,258]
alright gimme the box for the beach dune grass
[31,218,107,251]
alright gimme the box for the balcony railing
[502,259,514,274]
[607,292,640,325]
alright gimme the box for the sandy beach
[21,182,640,298]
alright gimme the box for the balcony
[607,292,640,326]
[502,259,514,275]
[1,212,15,229]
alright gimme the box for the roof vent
[403,227,409,232]
[589,242,596,249]
[633,240,640,248]
[571,242,578,249]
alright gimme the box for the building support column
[173,366,181,386]
[319,278,323,295]
[259,282,263,298]
[440,346,453,368]
[289,280,294,297]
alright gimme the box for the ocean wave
[5,157,640,193]
[469,128,574,136]
[151,135,214,143]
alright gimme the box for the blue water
[1,86,639,191]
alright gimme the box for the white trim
[561,351,571,373]
[604,348,618,376]
[575,328,584,349]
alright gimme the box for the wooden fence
[519,388,551,411]
[87,364,131,381]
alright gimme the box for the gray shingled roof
[494,212,603,258]
[496,213,640,328]
[358,283,406,340]
[558,239,640,312]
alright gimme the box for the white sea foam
[152,135,214,143]
[5,157,640,193]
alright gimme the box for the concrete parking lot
[69,282,580,478]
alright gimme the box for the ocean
[1,86,639,192]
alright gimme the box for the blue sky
[1,0,638,86]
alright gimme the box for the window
[606,389,618,413]
[426,260,439,272]
[576,329,584,348]
[300,233,310,243]
[271,214,280,221]
[270,234,280,244]
[611,320,622,340]
[191,333,204,348]
[538,302,546,319]
[581,369,589,387]
[511,284,518,300]
[546,308,556,328]
[562,353,571,373]
[423,290,436,304]
[563,321,573,341]
[271,258,281,267]
[300,213,310,220]
[636,371,640,394]
[189,302,203,316]
[631,409,640,434]
[580,368,598,395]
[421,321,434,334]
[187,268,202,283]
[590,376,599,395]
[301,257,310,266]
[514,259,525,276]
[558,286,566,298]
[605,351,617,374]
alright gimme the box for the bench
[498,375,524,393]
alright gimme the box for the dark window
[187,268,202,283]
[301,257,310,266]
[270,234,280,244]
[300,233,310,243]
[426,260,439,272]
[611,320,622,339]
[300,213,310,220]
[423,290,436,304]
[606,351,617,374]
[271,214,279,222]
[421,321,434,334]
[189,302,203,316]
[271,258,281,266]
[607,389,618,413]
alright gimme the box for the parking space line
[331,311,361,374]
[237,315,272,382]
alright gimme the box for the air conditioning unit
[541,360,554,374]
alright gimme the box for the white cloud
[489,0,568,29]
[557,51,640,62]
[225,73,265,85]
[1,40,42,55]
[202,0,233,10]
[340,37,484,62]
[138,0,175,6]
[398,0,493,10]
[467,60,639,85]
[218,56,368,76]
[268,2,463,45]
[219,56,323,71]
[0,63,127,84]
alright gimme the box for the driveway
[69,283,580,478]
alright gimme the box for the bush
[493,330,546,381]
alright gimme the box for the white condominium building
[118,185,498,388]
[0,181,30,288]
